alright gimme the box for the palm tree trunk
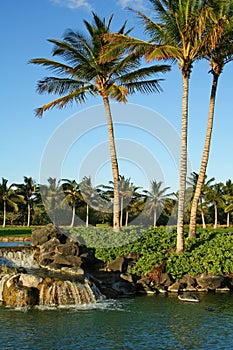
[177,74,189,253]
[3,201,6,227]
[103,97,120,232]
[189,74,219,238]
[153,208,157,227]
[70,205,75,227]
[201,208,206,229]
[27,203,31,227]
[226,212,230,228]
[86,204,89,227]
[125,210,129,227]
[214,203,218,229]
[120,196,124,227]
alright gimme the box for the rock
[112,280,136,296]
[107,257,128,273]
[196,274,224,290]
[2,274,39,307]
[53,254,82,267]
[168,281,183,292]
[18,274,43,288]
[60,267,85,276]
[31,228,49,246]
[55,243,78,256]
[159,273,173,287]
[40,237,60,254]
[120,273,134,283]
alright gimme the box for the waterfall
[0,272,104,308]
[0,247,37,268]
[39,278,103,307]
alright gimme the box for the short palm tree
[0,178,25,227]
[29,12,170,232]
[144,180,171,227]
[206,182,224,229]
[222,179,233,227]
[16,176,37,227]
[189,0,233,237]
[60,179,83,227]
[102,0,210,251]
[79,176,97,227]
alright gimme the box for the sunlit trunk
[153,208,157,227]
[120,196,124,227]
[226,212,230,228]
[70,205,75,227]
[125,210,129,227]
[189,74,219,238]
[3,201,6,227]
[201,208,206,229]
[214,203,218,229]
[27,203,31,227]
[103,97,120,232]
[177,74,189,253]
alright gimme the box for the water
[0,293,233,349]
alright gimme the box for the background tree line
[0,174,232,229]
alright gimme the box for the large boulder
[196,274,225,290]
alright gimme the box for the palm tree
[144,180,171,227]
[16,176,37,227]
[189,0,233,238]
[223,179,233,227]
[0,178,25,227]
[29,13,170,232]
[102,0,210,251]
[188,172,215,228]
[60,179,83,227]
[39,177,65,226]
[206,182,224,229]
[79,176,97,227]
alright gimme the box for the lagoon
[0,293,233,349]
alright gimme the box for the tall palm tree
[0,178,25,227]
[189,0,233,238]
[144,180,171,227]
[60,179,83,227]
[29,12,170,232]
[16,176,37,227]
[102,0,210,251]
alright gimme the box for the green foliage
[68,226,233,280]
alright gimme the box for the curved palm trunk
[177,75,189,253]
[3,201,6,227]
[103,97,120,232]
[201,209,206,229]
[189,74,219,238]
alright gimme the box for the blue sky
[1,0,232,192]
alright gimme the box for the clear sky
[1,0,232,192]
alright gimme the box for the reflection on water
[0,293,233,349]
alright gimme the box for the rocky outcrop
[31,225,100,275]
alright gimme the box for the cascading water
[0,247,38,268]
